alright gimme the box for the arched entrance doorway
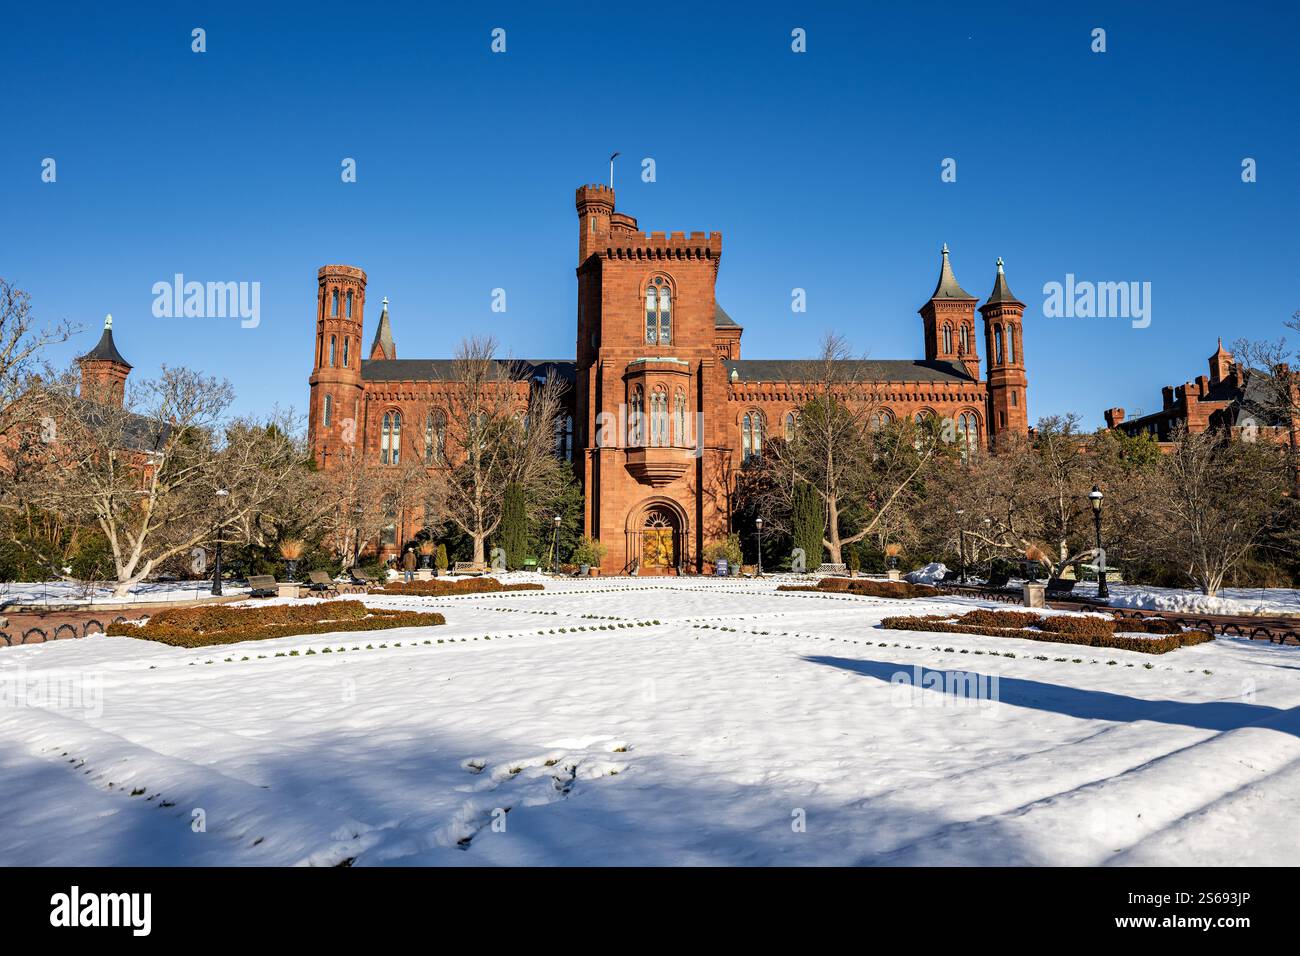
[627,498,688,575]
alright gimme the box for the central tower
[574,185,727,574]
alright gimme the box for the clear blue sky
[3,2,1297,428]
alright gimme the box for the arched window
[674,390,686,446]
[957,412,979,458]
[644,277,672,345]
[342,337,350,368]
[382,411,401,465]
[1007,326,1016,364]
[629,387,644,445]
[742,410,764,463]
[651,389,668,446]
[784,411,797,441]
[329,335,336,367]
[323,394,333,428]
[346,291,353,318]
[331,290,339,317]
[994,325,1004,364]
[942,325,953,354]
[871,408,894,430]
[555,412,573,461]
[960,325,969,354]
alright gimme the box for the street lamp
[955,509,966,584]
[1088,485,1109,599]
[551,515,562,574]
[755,517,764,577]
[211,488,229,596]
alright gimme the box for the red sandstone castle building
[307,185,1031,574]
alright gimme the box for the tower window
[382,410,402,465]
[1008,327,1016,364]
[342,337,350,368]
[346,291,353,318]
[329,335,336,367]
[556,412,574,461]
[960,325,969,354]
[942,325,953,354]
[324,394,333,428]
[644,277,672,345]
[331,290,339,317]
[675,390,687,445]
[742,410,765,463]
[994,325,1004,364]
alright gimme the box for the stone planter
[886,569,902,582]
[277,583,301,600]
[579,564,590,576]
[415,569,433,581]
[1022,582,1046,608]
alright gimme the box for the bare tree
[22,366,304,596]
[422,337,569,565]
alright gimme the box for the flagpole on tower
[609,152,620,189]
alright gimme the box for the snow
[1,577,1297,866]
[904,562,948,585]
[0,580,252,607]
[1069,581,1300,618]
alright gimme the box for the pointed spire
[929,244,976,300]
[984,256,1022,306]
[79,313,131,367]
[369,297,396,361]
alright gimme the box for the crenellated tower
[308,264,367,467]
[919,244,980,378]
[979,257,1028,443]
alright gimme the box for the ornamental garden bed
[106,600,446,647]
[373,579,544,597]
[880,608,1214,655]
[778,577,938,599]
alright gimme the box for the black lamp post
[755,517,764,577]
[955,509,966,584]
[551,515,561,573]
[211,488,229,596]
[1089,485,1109,599]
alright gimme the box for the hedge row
[879,609,1213,655]
[107,600,446,647]
[373,578,545,597]
[777,578,938,600]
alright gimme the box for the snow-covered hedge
[880,608,1212,654]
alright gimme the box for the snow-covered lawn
[1,578,1297,866]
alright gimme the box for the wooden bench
[247,575,278,599]
[452,562,487,576]
[306,570,339,597]
[1045,578,1076,597]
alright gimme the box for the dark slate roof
[714,303,740,328]
[79,325,132,368]
[361,359,577,384]
[929,245,976,300]
[984,258,1022,306]
[369,301,396,360]
[69,396,169,452]
[724,358,975,384]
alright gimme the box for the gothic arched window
[942,325,953,354]
[674,390,687,446]
[346,290,354,318]
[957,412,979,458]
[629,386,644,445]
[994,325,1004,364]
[644,276,672,345]
[331,290,339,317]
[960,325,969,354]
[742,410,765,463]
[1008,326,1016,364]
[651,390,668,446]
[555,412,574,461]
[871,408,894,430]
[323,394,333,428]
[382,410,401,465]
[329,335,336,367]
[784,411,797,441]
[342,337,350,368]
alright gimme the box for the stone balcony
[625,445,692,487]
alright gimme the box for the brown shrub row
[107,601,446,648]
[374,578,545,597]
[778,578,938,600]
[142,600,370,634]
[879,609,1213,655]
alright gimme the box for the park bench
[306,570,340,597]
[452,562,487,576]
[348,568,378,590]
[247,575,278,599]
[1045,578,1076,597]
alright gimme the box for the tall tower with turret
[308,264,367,467]
[918,245,980,379]
[78,314,132,406]
[980,257,1028,443]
